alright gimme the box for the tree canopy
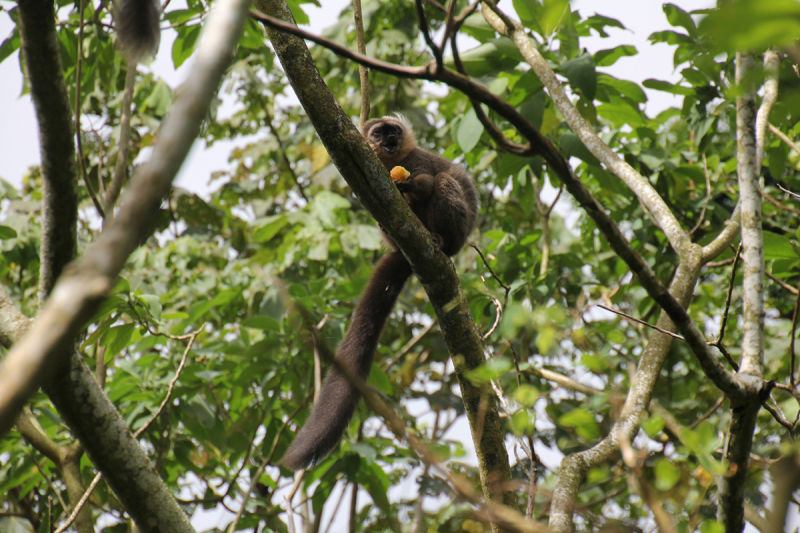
[1,0,800,532]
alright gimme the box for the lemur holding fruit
[281,115,478,470]
[112,1,478,471]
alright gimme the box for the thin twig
[439,0,459,51]
[755,51,780,171]
[451,32,534,157]
[414,0,442,71]
[475,273,503,339]
[543,183,563,218]
[508,342,522,388]
[769,123,800,158]
[767,270,799,295]
[352,0,370,126]
[595,304,685,341]
[531,366,604,396]
[690,156,713,235]
[134,329,200,437]
[762,185,800,215]
[265,108,308,202]
[227,395,311,533]
[54,473,102,533]
[707,257,735,268]
[468,242,510,297]
[689,396,725,429]
[790,282,800,388]
[715,243,743,348]
[75,0,105,218]
[285,472,306,533]
[390,320,436,365]
[714,342,740,373]
[778,183,800,201]
[27,453,69,513]
[763,398,793,431]
[105,63,138,217]
[524,436,539,518]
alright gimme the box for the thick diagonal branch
[255,0,516,524]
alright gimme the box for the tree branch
[256,0,517,522]
[755,50,780,171]
[352,0,370,126]
[0,0,250,440]
[717,52,765,533]
[480,0,690,256]
[0,1,250,532]
[246,16,741,399]
[17,0,79,298]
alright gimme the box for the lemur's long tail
[280,251,412,470]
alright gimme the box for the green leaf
[643,78,695,96]
[641,414,665,437]
[307,233,331,261]
[698,0,800,52]
[467,357,513,383]
[253,214,289,243]
[240,19,265,50]
[700,521,725,533]
[663,3,698,38]
[598,74,647,104]
[460,12,497,42]
[559,131,599,166]
[143,80,173,115]
[163,6,204,25]
[513,0,541,32]
[535,326,556,354]
[241,315,281,332]
[187,396,217,429]
[196,370,224,382]
[102,324,136,356]
[0,27,20,65]
[513,384,539,407]
[0,225,17,239]
[162,312,189,320]
[175,192,222,228]
[510,409,534,435]
[763,231,799,260]
[286,0,314,25]
[449,38,524,77]
[596,95,645,128]
[457,107,484,153]
[648,30,694,46]
[138,294,162,320]
[559,408,600,441]
[561,52,597,101]
[357,462,391,513]
[310,191,350,228]
[579,14,626,37]
[368,364,392,395]
[37,503,51,533]
[541,0,570,37]
[654,457,681,491]
[172,24,201,68]
[594,45,637,67]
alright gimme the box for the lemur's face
[368,121,404,155]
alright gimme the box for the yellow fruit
[390,166,410,182]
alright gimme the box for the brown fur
[116,0,161,60]
[280,115,478,470]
